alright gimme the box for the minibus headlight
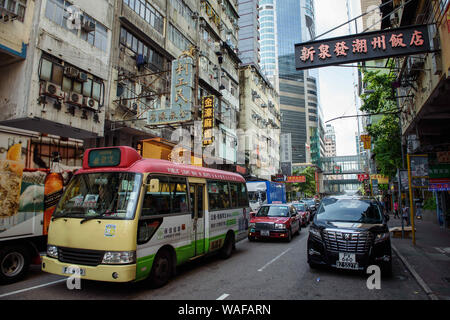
[102,251,136,264]
[47,245,59,259]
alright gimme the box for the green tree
[360,64,402,178]
[292,167,316,197]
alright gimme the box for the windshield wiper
[80,211,113,224]
[52,211,85,221]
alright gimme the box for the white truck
[0,125,80,284]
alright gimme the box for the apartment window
[168,23,193,51]
[1,0,26,22]
[120,27,165,71]
[169,0,196,29]
[39,55,104,103]
[45,0,108,51]
[123,0,164,34]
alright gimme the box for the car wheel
[149,249,172,288]
[285,229,292,242]
[220,233,234,259]
[0,245,31,285]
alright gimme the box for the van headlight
[309,228,322,240]
[374,232,390,244]
[47,245,58,259]
[102,251,136,264]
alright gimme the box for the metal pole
[406,154,416,245]
[397,168,404,238]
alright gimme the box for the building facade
[0,0,114,164]
[238,63,280,179]
[277,0,324,167]
[103,0,241,171]
[258,0,279,91]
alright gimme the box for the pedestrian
[416,198,423,220]
[393,201,399,219]
[402,204,410,226]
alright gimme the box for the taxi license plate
[336,252,358,270]
[260,230,270,237]
[62,266,86,276]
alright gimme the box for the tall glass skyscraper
[277,0,324,165]
[258,0,279,91]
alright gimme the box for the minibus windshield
[53,172,142,220]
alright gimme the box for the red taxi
[291,202,310,227]
[248,204,300,242]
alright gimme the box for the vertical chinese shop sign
[202,95,215,146]
[147,57,194,125]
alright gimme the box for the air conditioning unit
[77,72,88,82]
[64,67,79,79]
[65,92,83,106]
[41,82,63,99]
[83,97,99,110]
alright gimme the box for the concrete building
[104,0,241,171]
[239,63,280,179]
[0,0,114,162]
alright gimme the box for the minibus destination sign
[88,148,121,167]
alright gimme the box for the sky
[314,0,363,156]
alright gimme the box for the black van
[307,196,392,276]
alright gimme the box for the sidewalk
[388,214,450,300]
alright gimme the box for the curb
[391,244,439,300]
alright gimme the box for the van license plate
[336,261,359,270]
[339,252,356,263]
[62,266,86,276]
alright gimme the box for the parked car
[307,195,392,276]
[305,199,317,220]
[248,204,301,242]
[290,202,310,226]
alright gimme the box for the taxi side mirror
[250,212,255,218]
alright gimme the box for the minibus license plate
[62,266,86,276]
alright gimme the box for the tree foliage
[360,64,402,178]
[292,166,316,197]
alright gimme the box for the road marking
[216,293,230,300]
[0,278,67,298]
[258,247,292,272]
[435,247,445,254]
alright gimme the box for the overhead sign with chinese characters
[202,95,215,146]
[286,175,306,183]
[147,56,194,125]
[295,25,431,70]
